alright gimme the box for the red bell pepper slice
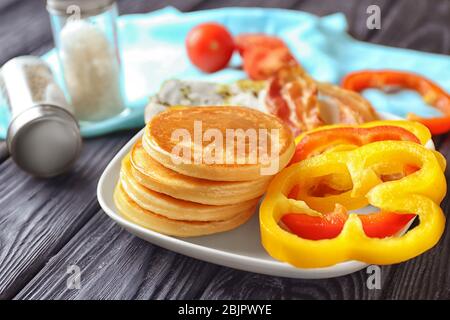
[281,210,416,240]
[290,126,420,164]
[341,70,450,135]
[281,207,348,240]
[359,211,416,238]
[407,114,450,136]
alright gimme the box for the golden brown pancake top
[146,106,293,166]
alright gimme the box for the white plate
[97,112,434,279]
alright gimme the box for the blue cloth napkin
[1,6,449,138]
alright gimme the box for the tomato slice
[235,34,286,56]
[235,33,298,80]
[281,210,415,240]
[243,46,297,80]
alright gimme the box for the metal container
[1,56,82,177]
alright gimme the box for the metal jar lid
[46,0,115,16]
[7,105,82,177]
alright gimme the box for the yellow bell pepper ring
[260,140,446,268]
[288,120,444,211]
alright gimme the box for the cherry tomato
[186,23,235,73]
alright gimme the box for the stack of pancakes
[114,106,294,237]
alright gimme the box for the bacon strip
[265,66,378,133]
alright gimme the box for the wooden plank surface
[0,0,449,300]
[0,131,136,299]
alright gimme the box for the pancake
[143,106,295,181]
[120,154,260,221]
[130,141,271,205]
[114,183,256,237]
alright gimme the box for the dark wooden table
[0,0,449,300]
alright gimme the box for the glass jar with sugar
[47,0,125,122]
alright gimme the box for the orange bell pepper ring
[290,124,421,164]
[341,70,450,135]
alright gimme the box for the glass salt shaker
[46,0,125,122]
